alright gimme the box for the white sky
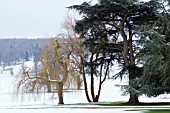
[0,0,94,38]
[0,0,149,39]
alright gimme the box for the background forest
[0,38,48,65]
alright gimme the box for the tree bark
[90,54,95,102]
[47,81,51,92]
[81,56,92,102]
[93,95,99,102]
[128,92,139,104]
[58,82,64,104]
[120,20,139,104]
[76,76,81,90]
[82,72,92,102]
[127,66,140,105]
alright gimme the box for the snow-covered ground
[0,61,169,113]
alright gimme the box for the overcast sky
[0,0,94,38]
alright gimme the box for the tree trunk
[83,73,92,102]
[93,95,99,102]
[128,92,139,104]
[91,72,95,102]
[127,66,140,105]
[47,81,51,92]
[81,56,92,102]
[76,76,81,90]
[58,82,64,104]
[119,15,139,105]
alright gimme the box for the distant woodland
[0,38,48,65]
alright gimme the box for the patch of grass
[125,110,140,111]
[143,110,170,113]
[126,110,170,113]
[140,102,170,106]
[97,101,127,106]
[97,102,170,106]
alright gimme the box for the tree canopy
[137,0,170,97]
[69,0,170,104]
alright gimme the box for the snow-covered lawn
[0,62,169,113]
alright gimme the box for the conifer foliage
[70,0,170,104]
[138,0,170,97]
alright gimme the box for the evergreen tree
[32,44,41,76]
[69,0,161,104]
[137,0,170,97]
[24,51,29,61]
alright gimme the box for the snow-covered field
[0,61,169,113]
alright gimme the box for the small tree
[84,43,115,102]
[32,44,41,76]
[61,15,84,90]
[24,51,29,61]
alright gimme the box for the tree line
[0,38,48,65]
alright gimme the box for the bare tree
[15,15,85,104]
[16,38,78,104]
[60,15,92,102]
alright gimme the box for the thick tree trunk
[127,66,140,105]
[128,92,139,104]
[119,15,139,105]
[58,82,64,104]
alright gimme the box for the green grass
[125,109,170,112]
[97,102,170,106]
[143,110,170,113]
[96,102,170,113]
[97,101,125,106]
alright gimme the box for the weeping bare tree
[16,38,74,104]
[15,15,85,104]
